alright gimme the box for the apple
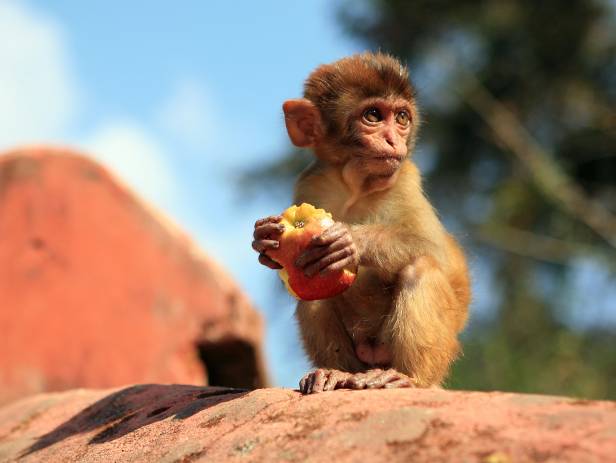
[266,203,357,301]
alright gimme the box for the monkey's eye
[396,111,410,126]
[362,108,382,123]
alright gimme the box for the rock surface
[0,147,267,405]
[0,385,614,463]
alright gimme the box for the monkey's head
[283,52,419,180]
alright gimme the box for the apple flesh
[266,203,357,301]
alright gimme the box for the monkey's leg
[297,300,416,393]
[296,300,365,394]
[385,257,461,387]
[300,368,415,394]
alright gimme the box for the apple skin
[266,203,357,301]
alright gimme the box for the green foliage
[238,148,312,194]
[244,0,616,398]
[339,0,616,399]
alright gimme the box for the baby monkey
[252,53,470,394]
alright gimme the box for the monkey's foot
[299,368,415,394]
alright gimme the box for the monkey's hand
[252,216,284,269]
[295,222,359,277]
[299,368,415,394]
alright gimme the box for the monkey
[252,52,471,394]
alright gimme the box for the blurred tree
[335,0,616,399]
[244,0,616,398]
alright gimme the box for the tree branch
[458,71,616,249]
[430,46,616,248]
[476,224,614,268]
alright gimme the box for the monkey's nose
[382,135,402,154]
[382,127,398,150]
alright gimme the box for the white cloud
[81,122,177,209]
[0,1,178,212]
[157,79,213,147]
[0,2,185,217]
[0,1,79,148]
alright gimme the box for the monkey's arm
[349,223,444,274]
[296,219,446,279]
[386,255,468,386]
[339,222,448,278]
[295,300,363,372]
[296,300,416,393]
[252,215,285,269]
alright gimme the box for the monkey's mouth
[370,155,403,174]
[370,151,405,161]
[373,154,403,162]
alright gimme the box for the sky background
[2,0,613,388]
[0,0,362,386]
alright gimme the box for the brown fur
[304,53,415,134]
[255,52,471,390]
[295,53,470,387]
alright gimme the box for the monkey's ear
[283,99,323,147]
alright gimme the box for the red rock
[0,147,268,405]
[0,385,614,462]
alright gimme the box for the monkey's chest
[336,267,394,337]
[355,338,392,367]
[334,269,396,368]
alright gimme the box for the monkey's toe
[299,368,414,394]
[299,368,352,394]
[299,369,326,394]
[346,368,415,390]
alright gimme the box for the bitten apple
[266,203,356,301]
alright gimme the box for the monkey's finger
[303,248,351,277]
[314,248,356,276]
[252,239,280,253]
[327,370,353,391]
[300,371,315,394]
[300,371,319,394]
[366,369,399,388]
[299,374,308,394]
[295,245,330,268]
[311,369,327,393]
[302,230,352,268]
[253,222,285,239]
[297,232,351,266]
[305,372,318,394]
[258,253,283,269]
[319,254,356,275]
[311,224,347,246]
[384,378,413,389]
[254,216,282,228]
[311,228,346,246]
[343,373,368,390]
[323,372,340,391]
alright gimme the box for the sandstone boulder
[0,385,614,462]
[0,147,267,405]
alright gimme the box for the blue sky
[0,0,362,386]
[2,1,614,388]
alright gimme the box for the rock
[0,385,614,462]
[0,147,268,405]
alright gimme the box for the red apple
[266,203,357,301]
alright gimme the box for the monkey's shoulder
[293,162,347,208]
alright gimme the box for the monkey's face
[348,97,415,177]
[282,93,418,177]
